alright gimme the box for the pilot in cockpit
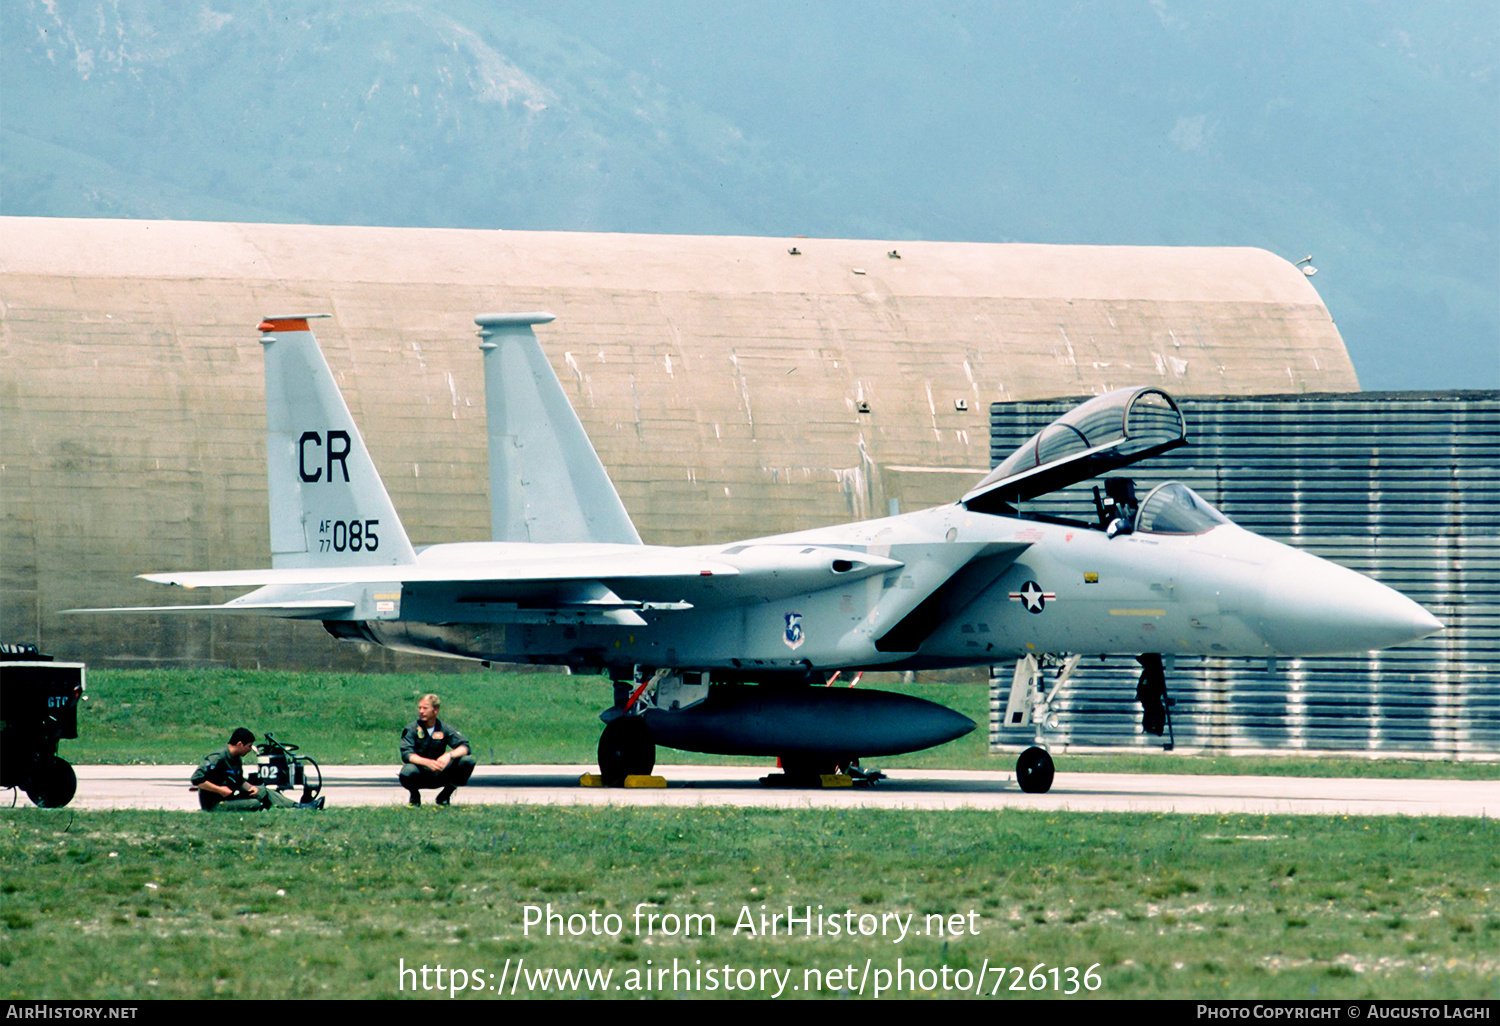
[1096,477,1139,537]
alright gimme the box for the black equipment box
[0,644,87,807]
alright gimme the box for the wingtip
[138,572,191,588]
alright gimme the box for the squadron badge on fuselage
[783,611,804,650]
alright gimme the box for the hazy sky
[546,1,1500,390]
[4,1,1497,389]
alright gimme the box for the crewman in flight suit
[399,694,476,806]
[191,727,323,811]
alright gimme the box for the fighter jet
[72,313,1442,792]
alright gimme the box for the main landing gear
[596,667,917,789]
[597,715,655,786]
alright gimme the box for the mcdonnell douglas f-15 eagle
[72,313,1442,792]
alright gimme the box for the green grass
[1,807,1495,999]
[71,669,1500,780]
[13,669,1498,1001]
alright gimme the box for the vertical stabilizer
[259,315,417,568]
[476,313,642,545]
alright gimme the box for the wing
[62,600,356,619]
[132,550,738,590]
[65,544,907,626]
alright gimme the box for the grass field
[6,668,1495,1002]
[69,668,1500,779]
[1,806,1495,1000]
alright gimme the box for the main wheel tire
[26,756,77,809]
[778,756,840,782]
[598,717,655,786]
[1015,746,1055,794]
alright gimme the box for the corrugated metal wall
[989,392,1500,761]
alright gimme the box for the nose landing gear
[1015,745,1055,794]
[1002,653,1077,793]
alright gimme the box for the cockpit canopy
[1134,482,1229,534]
[964,386,1187,512]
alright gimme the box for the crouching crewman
[399,694,476,806]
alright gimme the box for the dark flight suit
[191,746,297,812]
[399,719,477,801]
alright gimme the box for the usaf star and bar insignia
[1009,580,1056,614]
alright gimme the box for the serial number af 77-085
[317,519,380,554]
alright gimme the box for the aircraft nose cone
[1258,549,1443,655]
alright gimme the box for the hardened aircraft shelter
[1,216,1358,669]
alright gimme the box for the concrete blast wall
[0,217,1358,669]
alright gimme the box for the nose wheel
[1015,746,1054,794]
